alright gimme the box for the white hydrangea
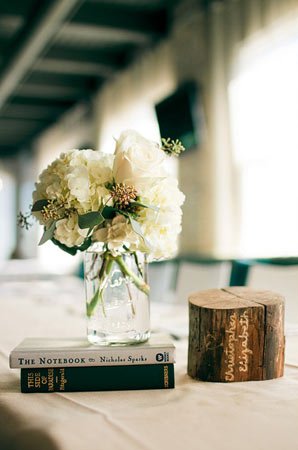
[93,215,139,254]
[32,149,113,248]
[54,214,88,247]
[65,150,113,212]
[33,152,70,205]
[137,177,185,260]
[33,150,113,218]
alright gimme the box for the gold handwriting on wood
[224,312,237,381]
[238,310,253,372]
[224,310,253,380]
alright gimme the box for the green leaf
[32,199,49,212]
[77,237,93,252]
[131,201,159,212]
[129,217,151,249]
[38,221,56,245]
[78,211,104,229]
[51,236,92,255]
[52,238,78,255]
[102,206,118,220]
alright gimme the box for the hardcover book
[20,364,175,392]
[10,334,175,368]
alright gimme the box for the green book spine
[20,364,175,393]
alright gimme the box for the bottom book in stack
[10,334,175,393]
[21,364,174,392]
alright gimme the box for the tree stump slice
[187,287,285,382]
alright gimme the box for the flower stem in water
[114,255,150,296]
[86,252,149,318]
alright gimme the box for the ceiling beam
[59,23,153,47]
[0,15,24,38]
[34,58,114,77]
[0,0,84,111]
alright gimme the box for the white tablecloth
[1,277,298,450]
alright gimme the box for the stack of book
[9,334,175,393]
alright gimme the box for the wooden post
[188,288,285,382]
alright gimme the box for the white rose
[113,130,167,185]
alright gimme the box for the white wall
[94,41,176,153]
[171,8,217,256]
[35,103,94,169]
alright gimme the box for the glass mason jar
[84,243,150,345]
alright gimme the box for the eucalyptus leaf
[78,211,104,229]
[32,199,49,212]
[52,238,78,255]
[131,201,159,212]
[102,206,118,220]
[38,221,56,246]
[77,237,93,252]
[52,236,92,255]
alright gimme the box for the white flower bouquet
[21,130,185,320]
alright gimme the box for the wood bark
[188,288,285,382]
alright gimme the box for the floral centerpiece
[20,130,185,345]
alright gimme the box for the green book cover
[21,364,175,393]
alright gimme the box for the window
[229,32,298,256]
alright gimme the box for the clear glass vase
[84,244,150,345]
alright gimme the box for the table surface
[1,276,298,450]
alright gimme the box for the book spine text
[11,347,175,368]
[20,364,175,392]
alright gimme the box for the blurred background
[1,0,298,322]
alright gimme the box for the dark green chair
[230,257,298,286]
